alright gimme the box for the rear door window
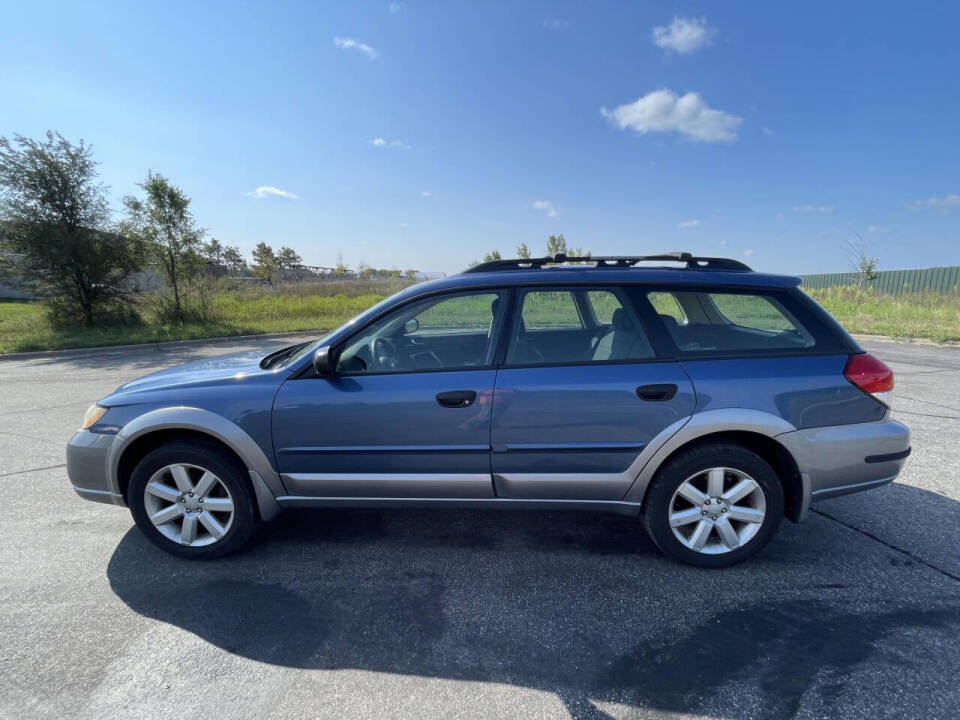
[507,287,654,365]
[645,289,816,355]
[520,290,583,329]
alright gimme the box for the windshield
[280,292,409,367]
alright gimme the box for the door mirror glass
[403,318,419,334]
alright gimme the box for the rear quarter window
[645,288,822,355]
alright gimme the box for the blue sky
[3,1,958,275]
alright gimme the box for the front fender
[108,407,285,513]
[622,408,799,504]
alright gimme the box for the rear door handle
[436,390,477,408]
[636,383,678,401]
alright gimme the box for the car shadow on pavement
[107,498,960,720]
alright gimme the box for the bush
[45,296,143,330]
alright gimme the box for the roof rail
[463,252,752,274]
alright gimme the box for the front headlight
[80,404,108,430]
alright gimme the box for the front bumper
[66,430,126,507]
[778,418,910,519]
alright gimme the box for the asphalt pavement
[1,335,958,720]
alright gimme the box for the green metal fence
[800,266,960,295]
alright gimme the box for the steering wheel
[371,336,402,370]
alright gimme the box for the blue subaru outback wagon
[67,253,910,567]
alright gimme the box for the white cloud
[532,200,559,218]
[652,17,712,54]
[370,137,410,149]
[542,19,569,30]
[792,204,835,213]
[602,89,742,143]
[677,219,701,229]
[334,37,378,60]
[421,191,432,197]
[389,1,402,13]
[868,224,890,234]
[719,239,728,247]
[762,127,775,136]
[744,249,755,257]
[248,186,298,200]
[909,193,960,214]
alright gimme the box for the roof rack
[463,251,752,274]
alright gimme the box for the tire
[642,443,784,568]
[128,439,260,559]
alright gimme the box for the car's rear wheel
[643,443,784,568]
[128,439,259,559]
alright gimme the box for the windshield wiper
[259,342,311,369]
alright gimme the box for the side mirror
[312,346,334,376]
[404,318,419,334]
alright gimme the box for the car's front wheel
[643,443,784,568]
[128,439,259,559]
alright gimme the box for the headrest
[658,313,680,330]
[612,308,635,331]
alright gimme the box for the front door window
[337,290,506,373]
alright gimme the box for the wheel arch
[110,407,282,520]
[624,409,807,522]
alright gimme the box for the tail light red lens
[844,353,894,397]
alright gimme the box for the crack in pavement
[0,400,92,417]
[0,429,71,445]
[891,410,960,421]
[895,394,960,413]
[0,463,66,478]
[813,508,960,583]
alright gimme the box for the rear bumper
[777,418,910,520]
[66,430,126,507]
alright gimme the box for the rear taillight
[844,353,893,405]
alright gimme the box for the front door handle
[636,383,678,401]
[436,390,477,408]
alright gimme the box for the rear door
[490,286,696,500]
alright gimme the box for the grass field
[1,282,959,353]
[0,282,404,354]
[805,287,960,343]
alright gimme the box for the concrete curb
[852,333,960,348]
[0,330,321,362]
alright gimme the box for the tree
[251,242,278,282]
[276,246,302,271]
[223,245,245,271]
[482,250,502,262]
[123,172,205,322]
[204,237,225,264]
[0,132,145,326]
[516,243,531,259]
[846,232,879,293]
[333,251,350,277]
[545,234,567,256]
[404,268,419,279]
[544,234,589,262]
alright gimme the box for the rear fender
[622,408,798,504]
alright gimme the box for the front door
[490,286,696,500]
[272,289,507,499]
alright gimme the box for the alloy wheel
[668,467,766,555]
[142,463,235,547]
